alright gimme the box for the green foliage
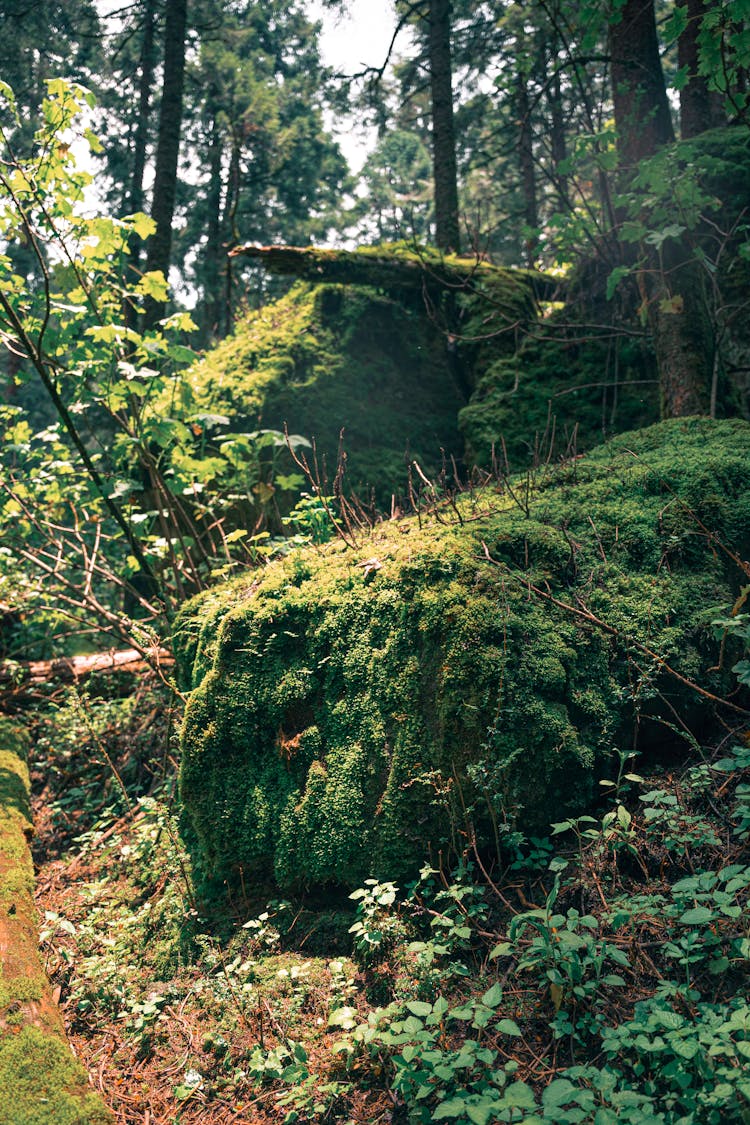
[492,874,629,1042]
[0,79,317,631]
[177,417,750,897]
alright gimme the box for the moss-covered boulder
[459,327,659,468]
[176,419,750,897]
[182,247,546,499]
[0,719,111,1125]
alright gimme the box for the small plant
[491,876,629,1041]
[349,879,405,964]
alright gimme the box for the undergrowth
[31,664,750,1123]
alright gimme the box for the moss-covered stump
[0,719,111,1125]
[176,419,750,898]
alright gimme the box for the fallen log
[0,718,112,1123]
[230,243,561,303]
[0,647,174,689]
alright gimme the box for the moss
[459,321,660,469]
[177,419,750,898]
[0,1028,111,1125]
[0,721,112,1124]
[183,247,541,501]
[184,281,466,500]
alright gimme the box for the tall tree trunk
[125,0,157,329]
[642,250,712,416]
[678,0,725,137]
[609,0,711,417]
[428,0,460,253]
[221,138,241,337]
[144,0,188,327]
[201,110,224,341]
[128,0,158,222]
[517,69,539,266]
[608,0,674,168]
[548,60,569,205]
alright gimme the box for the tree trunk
[128,0,158,222]
[221,138,241,336]
[517,69,539,265]
[609,0,712,418]
[608,0,674,168]
[428,0,461,253]
[642,250,712,416]
[125,0,157,328]
[678,0,725,137]
[548,56,569,205]
[143,0,188,327]
[201,110,224,341]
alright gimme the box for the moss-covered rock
[0,718,111,1125]
[459,327,659,468]
[182,249,544,500]
[176,419,750,898]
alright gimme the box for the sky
[306,0,398,171]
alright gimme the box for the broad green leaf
[136,271,169,302]
[679,906,715,925]
[481,981,503,1008]
[406,1001,432,1017]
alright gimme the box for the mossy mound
[176,419,750,897]
[0,719,111,1125]
[459,327,659,468]
[183,250,541,500]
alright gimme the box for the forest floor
[21,670,750,1125]
[28,673,387,1124]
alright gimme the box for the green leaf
[502,1081,537,1109]
[481,982,504,1008]
[679,906,715,925]
[136,271,169,302]
[128,212,156,240]
[406,1001,433,1017]
[542,1078,577,1108]
[167,344,201,365]
[606,265,631,300]
[434,1099,468,1120]
[496,1018,522,1036]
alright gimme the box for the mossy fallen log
[175,418,750,899]
[232,242,559,304]
[0,718,111,1125]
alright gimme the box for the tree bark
[608,0,674,167]
[128,0,158,220]
[428,0,461,252]
[202,109,224,340]
[547,44,569,205]
[642,252,712,416]
[608,0,713,418]
[517,69,539,265]
[143,0,188,326]
[221,137,241,336]
[678,0,725,138]
[125,0,157,328]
